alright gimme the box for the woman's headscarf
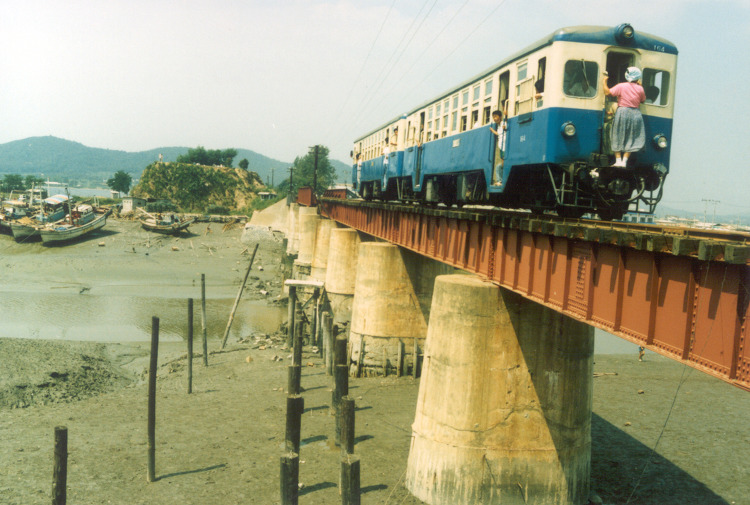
[625,67,642,82]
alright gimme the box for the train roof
[354,24,677,143]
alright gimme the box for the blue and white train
[351,24,677,220]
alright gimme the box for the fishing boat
[139,213,194,235]
[10,194,70,242]
[39,205,112,245]
[0,206,29,234]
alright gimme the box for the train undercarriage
[358,161,667,221]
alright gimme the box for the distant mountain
[0,136,351,188]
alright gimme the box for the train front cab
[501,31,676,219]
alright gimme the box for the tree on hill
[176,146,238,167]
[131,162,263,213]
[24,175,45,189]
[282,145,335,196]
[239,158,249,170]
[107,170,132,195]
[1,174,24,193]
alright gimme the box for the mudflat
[1,218,749,505]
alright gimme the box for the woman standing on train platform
[602,66,646,167]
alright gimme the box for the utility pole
[287,166,294,205]
[701,198,720,224]
[312,145,319,195]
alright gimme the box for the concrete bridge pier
[293,206,319,279]
[286,203,299,255]
[406,274,594,505]
[311,218,336,282]
[348,242,453,376]
[324,228,360,325]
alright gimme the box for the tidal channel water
[0,291,286,343]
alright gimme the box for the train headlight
[615,23,635,44]
[561,122,576,138]
[652,134,668,149]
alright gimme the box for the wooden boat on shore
[39,205,112,245]
[10,194,70,242]
[139,214,194,235]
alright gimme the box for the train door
[495,71,510,180]
[416,111,425,186]
[602,52,635,153]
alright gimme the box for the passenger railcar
[351,24,677,220]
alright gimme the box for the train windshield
[563,60,599,98]
[642,69,671,105]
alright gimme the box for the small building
[110,190,121,198]
[258,191,277,201]
[121,196,147,214]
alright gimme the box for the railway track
[319,197,750,264]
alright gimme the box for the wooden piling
[340,456,361,505]
[287,285,297,349]
[220,243,259,349]
[187,298,193,394]
[311,287,319,355]
[322,312,334,376]
[382,348,387,377]
[293,320,303,367]
[412,339,419,379]
[334,337,347,367]
[333,364,349,443]
[285,395,304,454]
[340,396,355,456]
[52,426,68,505]
[287,365,301,396]
[201,274,208,366]
[356,336,365,378]
[147,316,159,483]
[280,453,299,505]
[397,340,404,377]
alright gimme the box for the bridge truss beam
[319,200,750,391]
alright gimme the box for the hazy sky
[1,0,748,213]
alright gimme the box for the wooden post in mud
[280,453,299,505]
[340,396,355,456]
[293,319,303,367]
[52,426,68,505]
[187,298,193,394]
[412,339,419,379]
[333,364,349,444]
[220,243,259,349]
[334,336,347,367]
[340,456,361,505]
[201,274,208,366]
[322,312,333,376]
[287,364,301,396]
[147,316,159,483]
[285,395,304,454]
[287,285,297,349]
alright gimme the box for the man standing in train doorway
[489,110,506,186]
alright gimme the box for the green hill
[0,136,351,188]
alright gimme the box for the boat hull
[140,217,195,235]
[40,210,111,245]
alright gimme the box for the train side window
[563,60,598,98]
[484,78,493,96]
[642,69,670,106]
[452,94,459,109]
[483,106,491,125]
[517,61,528,81]
[473,85,481,101]
[535,57,546,94]
[451,112,458,132]
[471,109,479,128]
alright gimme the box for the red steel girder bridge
[319,198,750,392]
